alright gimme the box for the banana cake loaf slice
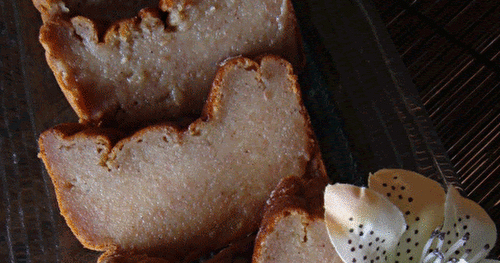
[252,175,343,263]
[39,56,318,262]
[36,0,303,128]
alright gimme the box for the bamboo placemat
[371,0,500,258]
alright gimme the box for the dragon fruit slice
[324,169,499,263]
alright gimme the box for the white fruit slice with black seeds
[429,187,497,263]
[369,169,446,262]
[324,183,406,263]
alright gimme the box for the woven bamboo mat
[371,0,500,258]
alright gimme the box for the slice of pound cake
[38,56,318,262]
[36,0,303,128]
[252,175,344,263]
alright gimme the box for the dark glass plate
[0,0,466,261]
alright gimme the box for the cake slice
[39,56,318,262]
[252,175,343,262]
[36,0,303,128]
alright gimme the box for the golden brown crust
[32,0,67,22]
[39,19,92,124]
[98,250,173,263]
[38,56,319,261]
[33,0,160,25]
[252,173,330,262]
[158,0,192,12]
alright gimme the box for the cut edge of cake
[38,56,318,262]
